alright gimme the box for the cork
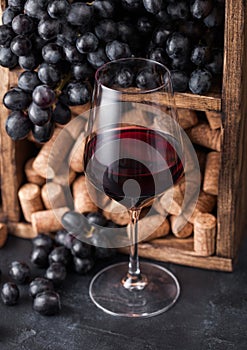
[177,109,198,129]
[52,168,77,186]
[203,152,221,196]
[152,197,168,217]
[194,213,217,256]
[72,176,98,213]
[69,132,86,173]
[31,206,70,234]
[8,222,36,239]
[0,223,8,248]
[127,214,170,242]
[25,158,46,186]
[41,182,67,209]
[170,215,193,239]
[103,200,129,226]
[189,191,217,223]
[186,123,221,152]
[18,183,44,222]
[159,182,184,216]
[205,111,222,130]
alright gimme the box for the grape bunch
[0,0,225,142]
[1,210,116,315]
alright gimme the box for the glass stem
[122,208,148,291]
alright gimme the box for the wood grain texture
[217,0,247,258]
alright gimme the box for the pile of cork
[15,108,222,257]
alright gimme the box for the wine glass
[83,58,185,317]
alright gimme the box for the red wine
[84,125,184,209]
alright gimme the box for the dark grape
[2,7,18,26]
[38,17,61,41]
[52,101,71,125]
[0,46,18,68]
[24,0,47,19]
[190,0,213,20]
[3,88,31,110]
[32,233,54,251]
[63,42,84,63]
[32,85,56,108]
[8,0,25,12]
[67,2,93,27]
[1,282,19,306]
[115,67,135,88]
[33,291,61,316]
[105,40,131,60]
[56,23,77,46]
[10,35,32,56]
[47,0,70,19]
[73,257,94,275]
[93,0,115,19]
[86,212,107,227]
[166,32,190,60]
[61,211,91,234]
[9,261,31,284]
[30,246,49,268]
[18,71,41,93]
[148,47,169,65]
[65,81,91,106]
[205,48,223,75]
[0,24,14,46]
[167,1,189,20]
[143,0,163,14]
[191,44,212,66]
[12,14,34,35]
[18,54,39,70]
[117,21,135,43]
[164,70,189,92]
[203,5,224,28]
[29,277,54,298]
[189,68,212,94]
[152,25,173,46]
[71,239,92,259]
[155,8,171,24]
[45,262,67,285]
[71,62,95,81]
[94,19,118,42]
[121,0,143,12]
[32,120,55,143]
[137,17,154,35]
[54,229,69,246]
[5,111,32,140]
[38,63,61,87]
[136,69,160,89]
[42,43,63,64]
[28,102,52,126]
[48,246,71,266]
[87,47,108,69]
[76,32,99,54]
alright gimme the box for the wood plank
[217,0,247,258]
[119,236,233,272]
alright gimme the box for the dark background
[0,235,246,350]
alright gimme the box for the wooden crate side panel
[217,0,247,258]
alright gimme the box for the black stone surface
[0,235,247,350]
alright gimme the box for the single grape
[189,68,212,94]
[87,47,108,69]
[164,70,189,92]
[148,47,169,66]
[143,0,163,14]
[152,25,173,46]
[205,48,223,75]
[52,102,71,125]
[73,257,94,275]
[71,239,92,259]
[0,24,14,46]
[67,2,93,26]
[32,120,55,143]
[19,53,40,70]
[56,23,77,46]
[33,291,61,315]
[63,42,84,63]
[2,7,18,26]
[0,46,18,68]
[24,0,47,19]
[45,262,67,285]
[9,261,31,284]
[30,246,49,268]
[38,63,61,87]
[190,0,213,20]
[167,1,189,20]
[18,71,41,93]
[3,88,32,110]
[28,102,52,126]
[61,211,91,234]
[32,233,54,252]
[12,14,34,35]
[1,282,19,306]
[115,67,135,88]
[65,81,91,106]
[38,17,61,41]
[54,229,69,246]
[136,68,160,89]
[117,21,135,43]
[5,111,32,140]
[76,32,99,54]
[166,32,190,60]
[93,0,115,18]
[137,17,154,35]
[10,35,32,56]
[8,0,25,12]
[42,43,63,64]
[49,246,71,266]
[87,212,107,227]
[71,62,95,81]
[47,0,70,19]
[29,277,54,298]
[191,44,212,66]
[32,85,56,108]
[203,5,224,28]
[94,19,118,42]
[105,40,131,60]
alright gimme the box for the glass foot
[89,262,180,318]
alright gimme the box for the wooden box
[0,1,247,271]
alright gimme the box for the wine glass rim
[95,57,172,95]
